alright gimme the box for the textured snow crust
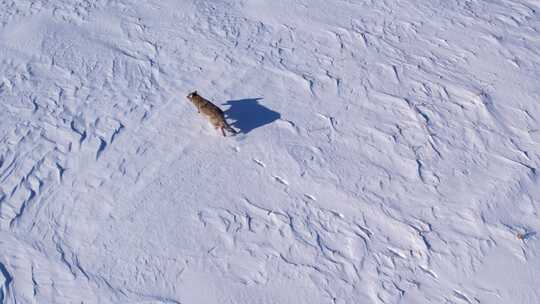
[1,0,540,303]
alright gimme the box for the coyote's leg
[221,127,226,137]
[226,124,237,135]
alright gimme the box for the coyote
[186,91,238,136]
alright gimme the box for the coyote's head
[186,90,198,101]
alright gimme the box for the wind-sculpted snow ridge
[1,0,539,303]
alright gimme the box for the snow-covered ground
[1,0,540,303]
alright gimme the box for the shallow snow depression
[1,0,540,303]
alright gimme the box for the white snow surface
[1,0,540,303]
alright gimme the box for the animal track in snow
[275,119,299,134]
[272,175,289,186]
[303,194,316,201]
[252,158,265,167]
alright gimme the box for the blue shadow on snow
[224,98,280,134]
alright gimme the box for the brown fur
[186,91,238,136]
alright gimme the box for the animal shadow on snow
[224,98,280,134]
